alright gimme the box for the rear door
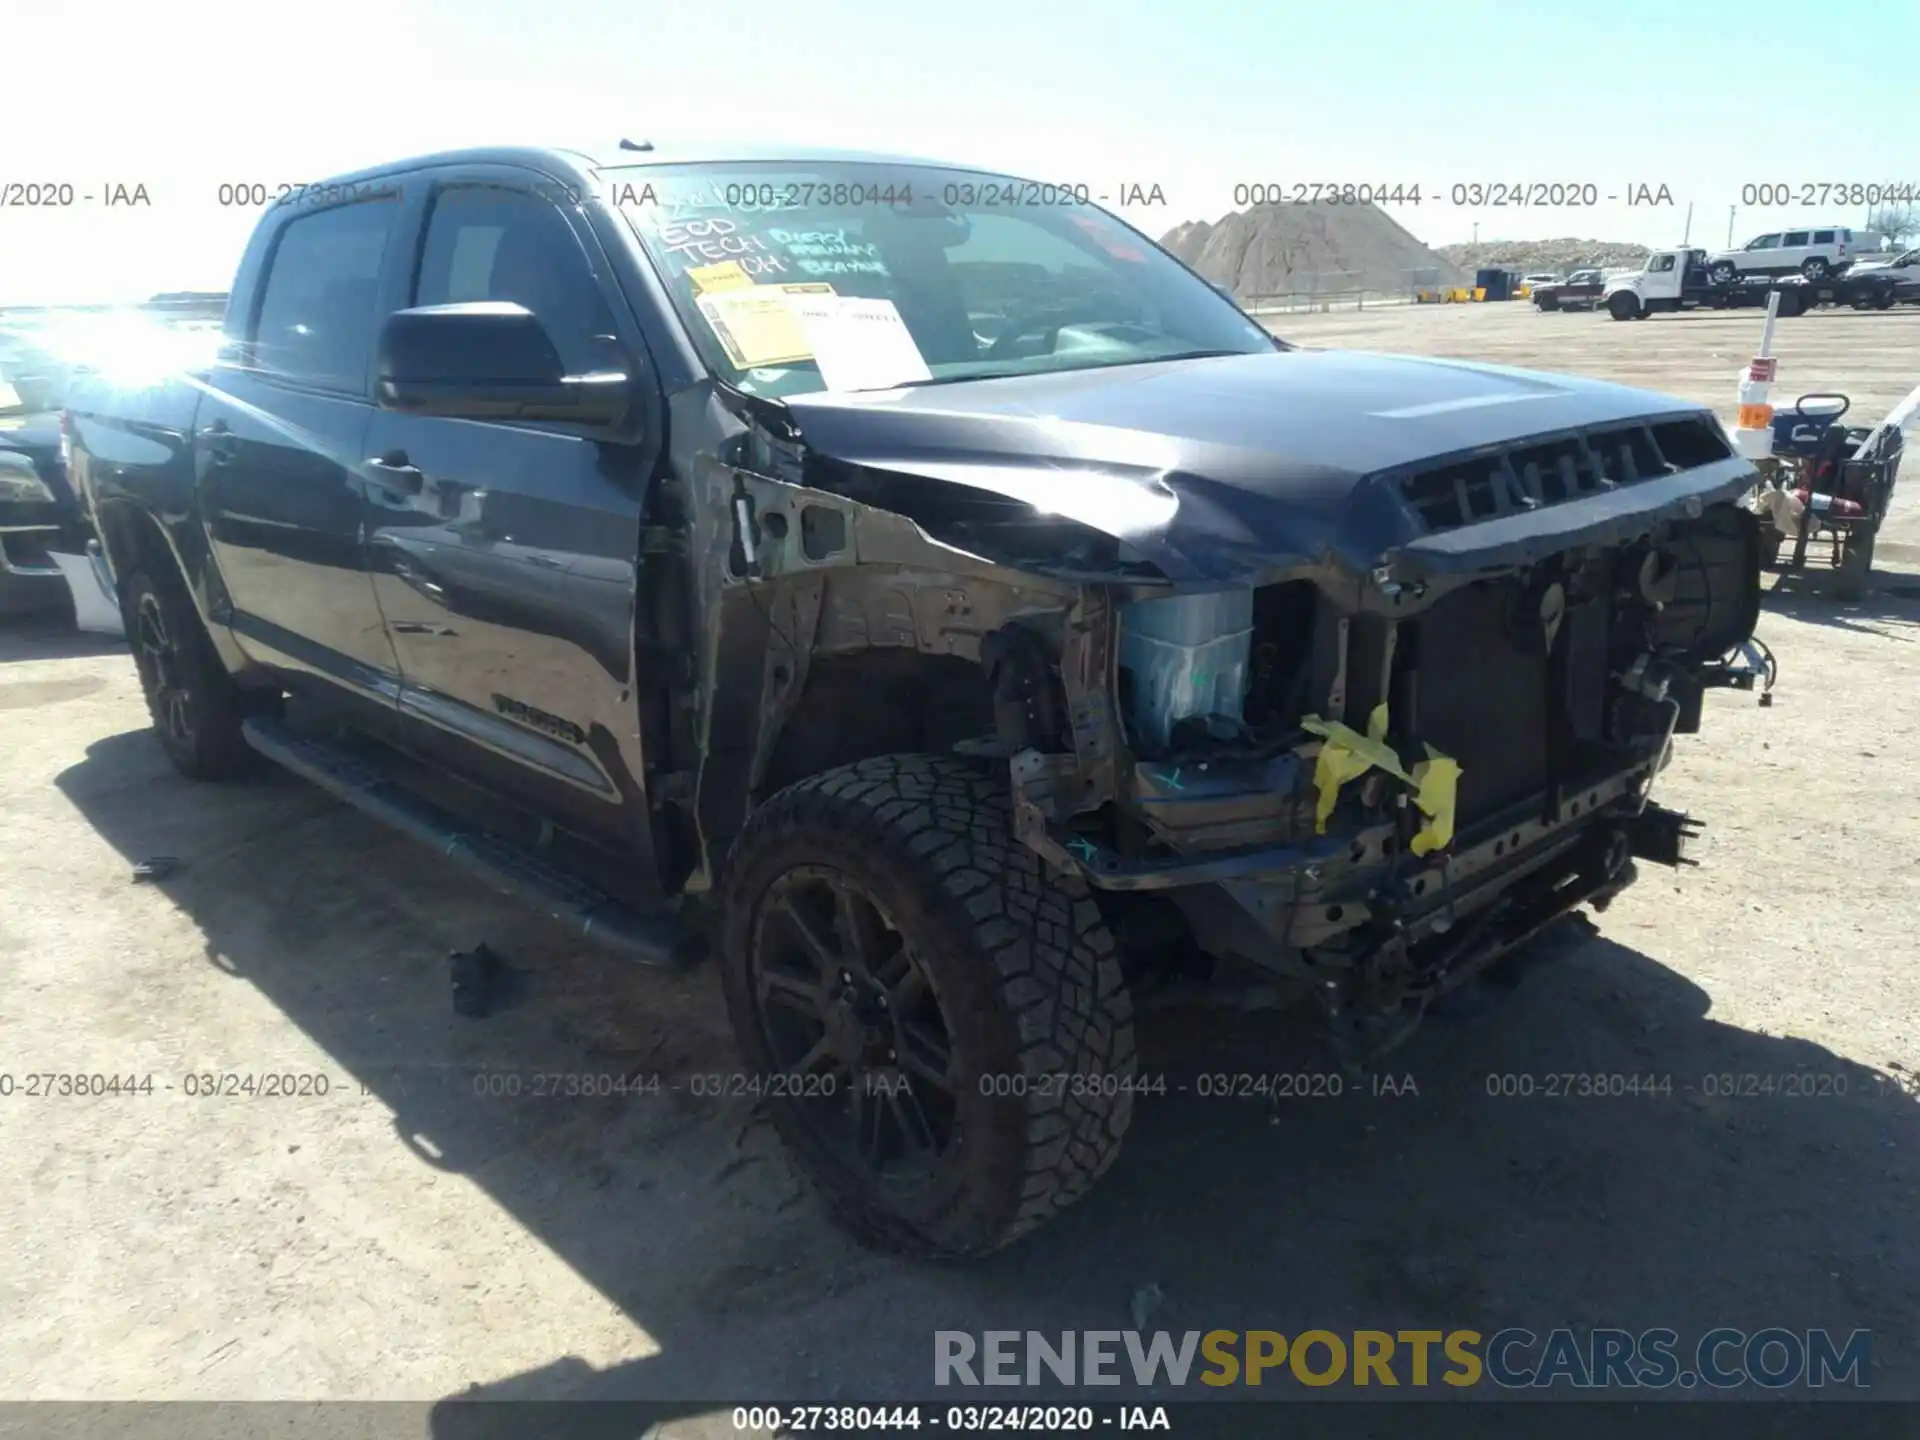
[199,191,405,694]
[1777,230,1812,272]
[1740,234,1781,273]
[360,165,662,843]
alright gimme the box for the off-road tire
[124,568,262,780]
[1833,530,1875,601]
[1607,292,1638,321]
[717,754,1136,1257]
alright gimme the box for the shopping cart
[1752,387,1914,600]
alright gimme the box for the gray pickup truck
[67,141,1771,1257]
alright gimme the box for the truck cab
[1602,249,1698,317]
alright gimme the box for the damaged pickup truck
[66,143,1772,1257]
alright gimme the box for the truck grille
[1395,415,1731,534]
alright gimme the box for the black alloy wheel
[717,754,1136,1257]
[749,864,957,1178]
[124,568,265,780]
[134,588,194,751]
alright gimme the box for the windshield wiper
[888,349,1264,391]
[889,370,1028,390]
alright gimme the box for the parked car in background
[1704,227,1872,282]
[1,311,225,618]
[1839,247,1920,308]
[1533,267,1607,311]
[0,329,92,614]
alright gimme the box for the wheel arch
[688,558,1077,887]
[94,499,255,679]
[757,649,998,803]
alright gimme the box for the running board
[241,716,686,968]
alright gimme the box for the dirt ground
[4,301,1919,1420]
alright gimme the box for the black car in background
[0,330,91,613]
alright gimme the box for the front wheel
[1608,292,1639,320]
[717,755,1136,1257]
[124,568,265,780]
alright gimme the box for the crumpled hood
[781,350,1722,582]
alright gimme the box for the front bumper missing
[1012,748,1680,948]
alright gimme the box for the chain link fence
[1237,268,1451,314]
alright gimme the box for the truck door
[360,168,662,849]
[1643,251,1682,299]
[199,192,405,696]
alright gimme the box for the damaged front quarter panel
[676,365,1768,1068]
[676,387,1103,885]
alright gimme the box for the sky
[5,0,1916,305]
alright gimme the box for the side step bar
[241,716,687,969]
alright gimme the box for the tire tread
[720,753,1134,1256]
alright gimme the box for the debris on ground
[449,943,504,1019]
[130,856,180,883]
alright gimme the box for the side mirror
[374,302,629,425]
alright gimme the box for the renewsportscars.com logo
[934,1328,1872,1390]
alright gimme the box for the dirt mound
[1160,204,1466,297]
[1436,238,1652,274]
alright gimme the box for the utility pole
[1728,207,1735,246]
[1682,202,1693,245]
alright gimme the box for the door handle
[364,451,425,495]
[199,420,236,466]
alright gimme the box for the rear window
[1813,230,1835,244]
[251,198,399,392]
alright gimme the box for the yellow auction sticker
[694,283,835,369]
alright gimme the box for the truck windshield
[612,161,1280,397]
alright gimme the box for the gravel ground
[2,302,1917,1416]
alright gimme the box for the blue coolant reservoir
[1118,590,1254,753]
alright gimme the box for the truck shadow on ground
[55,729,1920,1407]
